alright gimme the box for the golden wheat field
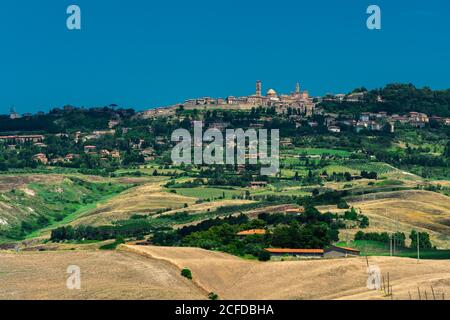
[1,244,449,300]
[123,245,450,300]
[71,182,196,226]
[0,249,205,300]
[318,190,450,248]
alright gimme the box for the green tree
[409,230,432,249]
[359,215,370,228]
[208,292,219,300]
[258,250,271,262]
[181,268,192,280]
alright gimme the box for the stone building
[181,81,316,116]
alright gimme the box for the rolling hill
[319,190,450,248]
[114,245,450,300]
[2,245,449,300]
[0,249,205,300]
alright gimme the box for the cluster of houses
[322,111,449,134]
[0,127,161,166]
[83,145,120,158]
[32,149,122,165]
[0,132,123,165]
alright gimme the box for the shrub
[359,215,370,228]
[208,292,219,300]
[181,268,192,280]
[343,208,358,220]
[258,250,271,262]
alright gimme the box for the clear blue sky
[1,0,449,114]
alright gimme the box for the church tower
[296,82,301,95]
[256,80,262,97]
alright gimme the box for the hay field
[1,245,449,300]
[72,182,197,226]
[0,250,205,300]
[125,245,450,300]
[72,180,254,226]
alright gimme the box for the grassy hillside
[0,175,131,241]
[319,190,450,249]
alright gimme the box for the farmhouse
[328,126,341,133]
[64,154,79,162]
[0,135,44,144]
[264,248,324,259]
[84,145,96,153]
[324,246,360,258]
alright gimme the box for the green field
[374,179,404,187]
[345,162,396,175]
[337,240,450,260]
[167,187,244,200]
[284,148,352,157]
[321,165,360,174]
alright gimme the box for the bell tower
[256,80,262,97]
[296,82,301,94]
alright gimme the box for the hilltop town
[1,82,449,168]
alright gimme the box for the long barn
[324,246,361,258]
[264,248,324,259]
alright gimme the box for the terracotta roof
[237,229,266,236]
[264,248,324,254]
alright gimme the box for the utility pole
[394,215,399,255]
[417,231,420,263]
[393,232,396,255]
[390,234,393,256]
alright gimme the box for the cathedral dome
[266,89,277,97]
